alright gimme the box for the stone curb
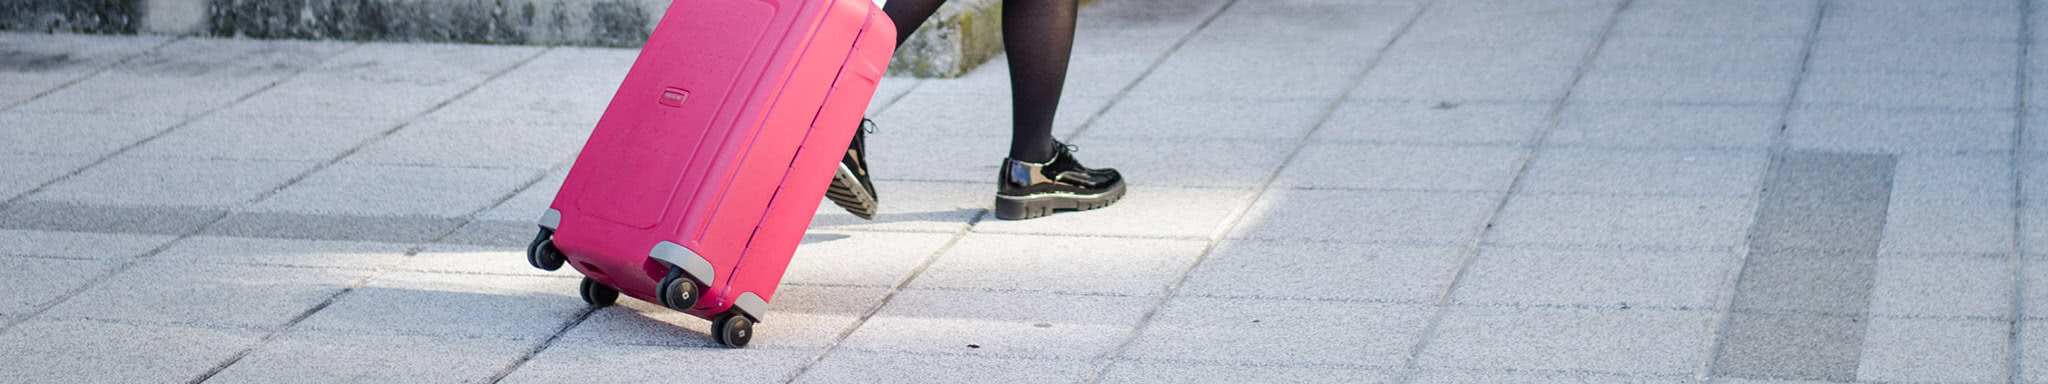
[0,0,1038,78]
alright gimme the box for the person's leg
[1000,0,1078,163]
[991,0,1125,220]
[886,0,949,46]
[830,0,951,220]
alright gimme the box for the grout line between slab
[0,36,186,112]
[1067,0,1444,382]
[2011,0,2035,381]
[1699,0,1831,381]
[1390,1,1638,381]
[0,41,374,336]
[181,46,560,384]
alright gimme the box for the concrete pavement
[2,0,2044,382]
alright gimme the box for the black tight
[884,0,1078,163]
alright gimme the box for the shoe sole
[826,163,877,220]
[993,182,1126,220]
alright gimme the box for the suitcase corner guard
[734,292,768,322]
[538,209,563,230]
[650,241,716,287]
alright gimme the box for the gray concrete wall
[0,0,1021,77]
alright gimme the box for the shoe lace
[1057,141,1079,154]
[860,118,878,134]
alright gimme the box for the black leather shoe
[994,142,1125,220]
[827,119,879,220]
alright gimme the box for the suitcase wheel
[578,277,619,306]
[526,229,565,271]
[656,268,699,310]
[711,311,753,348]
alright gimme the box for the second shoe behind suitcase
[523,0,895,347]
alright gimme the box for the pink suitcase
[523,0,895,347]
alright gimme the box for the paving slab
[439,220,536,247]
[1353,64,1581,103]
[12,72,280,117]
[1122,297,1429,366]
[295,270,584,340]
[107,37,354,79]
[1518,148,1768,197]
[1180,240,1463,303]
[0,201,222,235]
[1381,33,1598,70]
[0,320,262,384]
[204,331,536,384]
[1613,0,1818,39]
[1084,97,1330,141]
[1797,71,2017,109]
[152,235,410,270]
[204,211,466,243]
[1408,370,1690,384]
[908,233,1204,296]
[424,47,633,126]
[399,244,580,278]
[914,55,1159,98]
[2022,321,2048,383]
[1818,4,2020,42]
[0,154,92,201]
[1786,107,2014,153]
[43,262,367,329]
[1064,137,1294,188]
[1416,307,1713,375]
[221,42,541,119]
[1713,313,1864,381]
[1277,143,1523,192]
[807,180,988,233]
[1404,0,1616,39]
[558,285,887,349]
[1889,153,2015,204]
[127,115,399,161]
[343,120,587,169]
[0,112,183,156]
[474,168,567,223]
[857,134,1009,183]
[1570,68,1799,105]
[1807,39,2018,74]
[1453,247,1735,309]
[1879,200,2014,255]
[784,230,956,287]
[250,163,537,218]
[1232,189,1498,244]
[793,351,1095,384]
[872,91,1104,138]
[0,257,116,315]
[1591,36,1808,73]
[1129,57,1364,100]
[0,33,173,76]
[838,289,1150,358]
[1731,250,1877,315]
[29,155,318,207]
[0,228,177,259]
[1315,100,1550,145]
[503,343,816,384]
[1487,194,1753,249]
[1854,318,2010,382]
[972,186,1254,239]
[1867,256,2012,319]
[1100,361,1390,383]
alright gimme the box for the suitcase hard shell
[524,0,895,347]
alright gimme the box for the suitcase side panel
[569,0,780,230]
[548,0,828,306]
[722,3,897,317]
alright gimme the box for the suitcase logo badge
[659,87,689,107]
